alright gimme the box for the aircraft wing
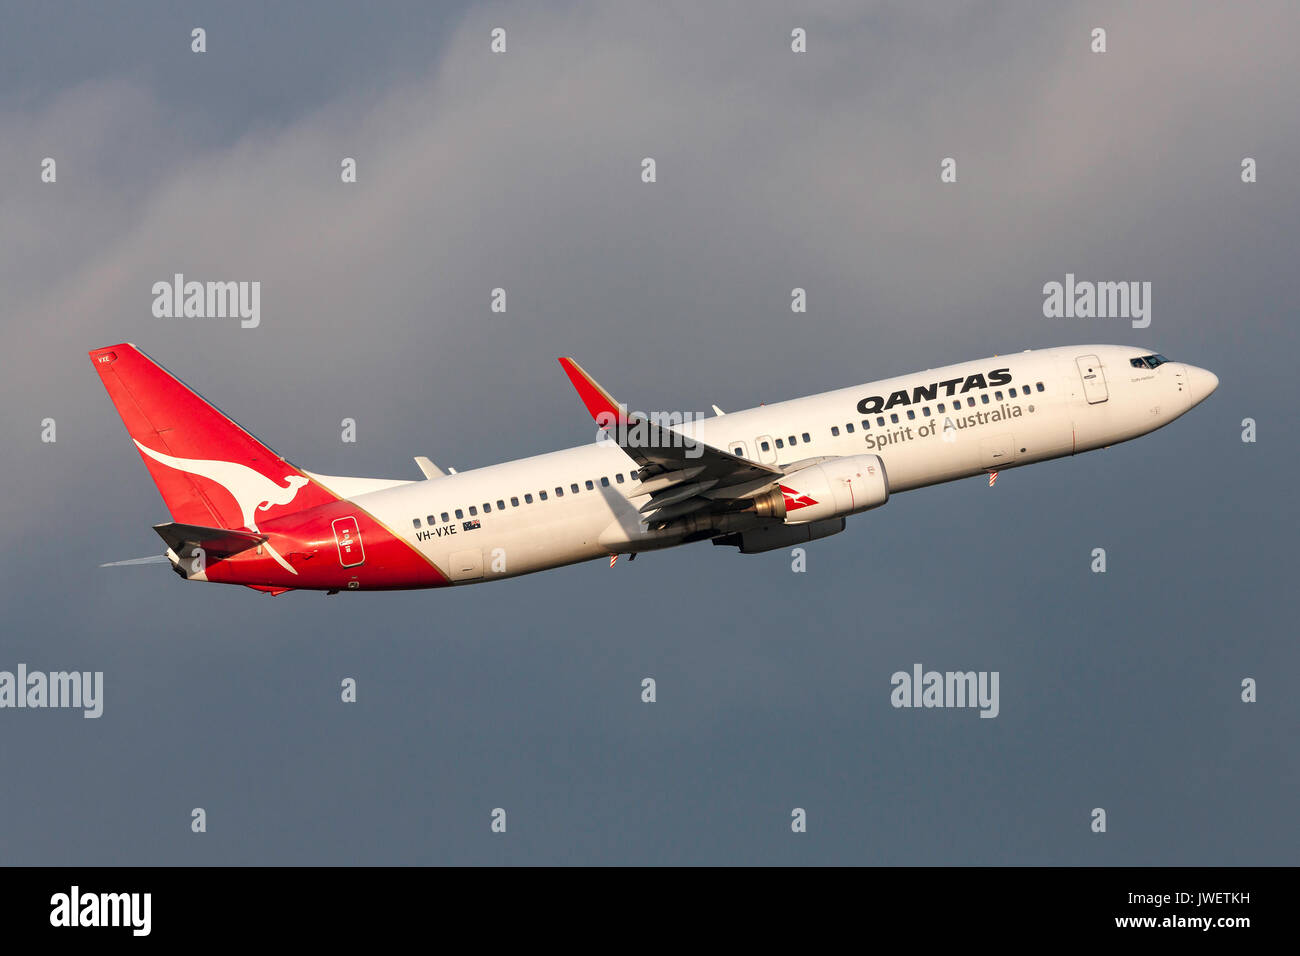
[558,357,783,525]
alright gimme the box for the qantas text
[857,368,1012,414]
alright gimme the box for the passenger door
[331,516,365,568]
[1076,355,1109,404]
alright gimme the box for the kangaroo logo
[133,441,309,532]
[779,483,819,512]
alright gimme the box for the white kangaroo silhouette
[134,440,309,532]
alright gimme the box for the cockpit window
[1131,353,1170,369]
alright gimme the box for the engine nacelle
[777,454,889,524]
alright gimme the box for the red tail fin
[90,344,334,531]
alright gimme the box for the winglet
[413,456,445,479]
[558,357,626,425]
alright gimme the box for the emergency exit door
[1076,355,1109,404]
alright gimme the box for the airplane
[89,343,1218,595]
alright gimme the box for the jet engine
[766,454,890,524]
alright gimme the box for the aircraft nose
[1184,365,1219,408]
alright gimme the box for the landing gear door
[1076,354,1109,404]
[332,516,365,568]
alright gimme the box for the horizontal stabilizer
[99,554,170,568]
[245,584,294,596]
[152,522,265,559]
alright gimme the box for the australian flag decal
[462,519,481,531]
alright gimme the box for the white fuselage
[316,345,1215,584]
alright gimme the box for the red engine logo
[779,484,819,512]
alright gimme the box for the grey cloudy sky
[1,0,1296,864]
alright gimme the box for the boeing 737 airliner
[90,343,1217,594]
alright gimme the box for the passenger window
[890,413,899,424]
[455,509,464,519]
[877,417,885,427]
[734,446,744,455]
[788,436,797,446]
[555,487,563,497]
[427,515,436,525]
[600,477,610,487]
[585,480,594,490]
[539,491,548,500]
[995,391,1003,401]
[802,432,810,442]
[981,394,990,404]
[1009,387,1017,397]
[469,506,478,516]
[441,512,449,523]
[1036,382,1045,392]
[862,420,871,430]
[524,494,533,504]
[846,423,854,433]
[906,410,916,420]
[413,518,421,529]
[937,402,945,413]
[571,483,579,494]
[922,407,931,417]
[831,426,840,437]
[616,473,625,483]
[483,503,491,513]
[631,470,639,480]
[497,500,506,510]
[775,438,784,448]
[508,499,517,509]
[760,441,770,451]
